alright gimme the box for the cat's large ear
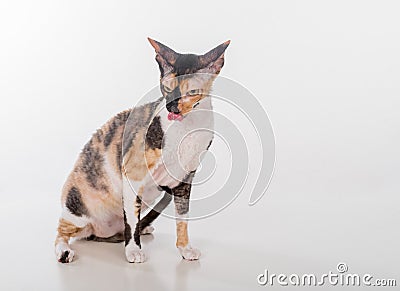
[148,38,178,76]
[198,40,230,74]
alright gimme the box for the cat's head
[148,38,230,119]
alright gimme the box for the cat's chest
[150,112,213,188]
[164,124,213,165]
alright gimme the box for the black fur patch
[86,233,124,243]
[133,195,142,248]
[123,210,132,246]
[116,142,122,173]
[172,171,195,215]
[145,116,164,149]
[104,110,131,148]
[159,185,172,194]
[165,86,182,114]
[123,98,163,158]
[66,187,89,217]
[138,192,173,230]
[59,251,70,263]
[80,141,108,191]
[135,195,142,211]
[174,54,201,75]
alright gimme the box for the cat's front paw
[140,225,154,235]
[125,244,146,263]
[178,245,201,261]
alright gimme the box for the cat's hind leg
[55,183,93,263]
[54,215,92,263]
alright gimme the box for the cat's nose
[170,106,180,114]
[166,100,180,114]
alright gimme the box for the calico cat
[55,38,230,263]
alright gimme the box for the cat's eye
[163,85,173,93]
[187,89,201,96]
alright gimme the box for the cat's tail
[138,191,173,232]
[86,233,124,243]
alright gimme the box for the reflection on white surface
[0,193,398,291]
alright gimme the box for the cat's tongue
[167,112,183,121]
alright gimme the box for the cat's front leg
[122,176,146,263]
[172,171,201,260]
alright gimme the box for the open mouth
[167,112,183,121]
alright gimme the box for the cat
[55,38,230,263]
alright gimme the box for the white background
[0,1,399,290]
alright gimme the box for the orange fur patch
[123,129,148,181]
[176,76,214,115]
[144,148,162,170]
[178,95,203,115]
[55,218,88,244]
[176,221,189,248]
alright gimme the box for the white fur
[175,212,188,221]
[122,176,143,261]
[125,242,146,263]
[139,173,163,208]
[174,199,202,260]
[151,97,214,189]
[140,225,154,235]
[76,155,125,238]
[55,241,75,263]
[178,245,201,261]
[103,154,123,196]
[90,215,124,238]
[61,208,89,228]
